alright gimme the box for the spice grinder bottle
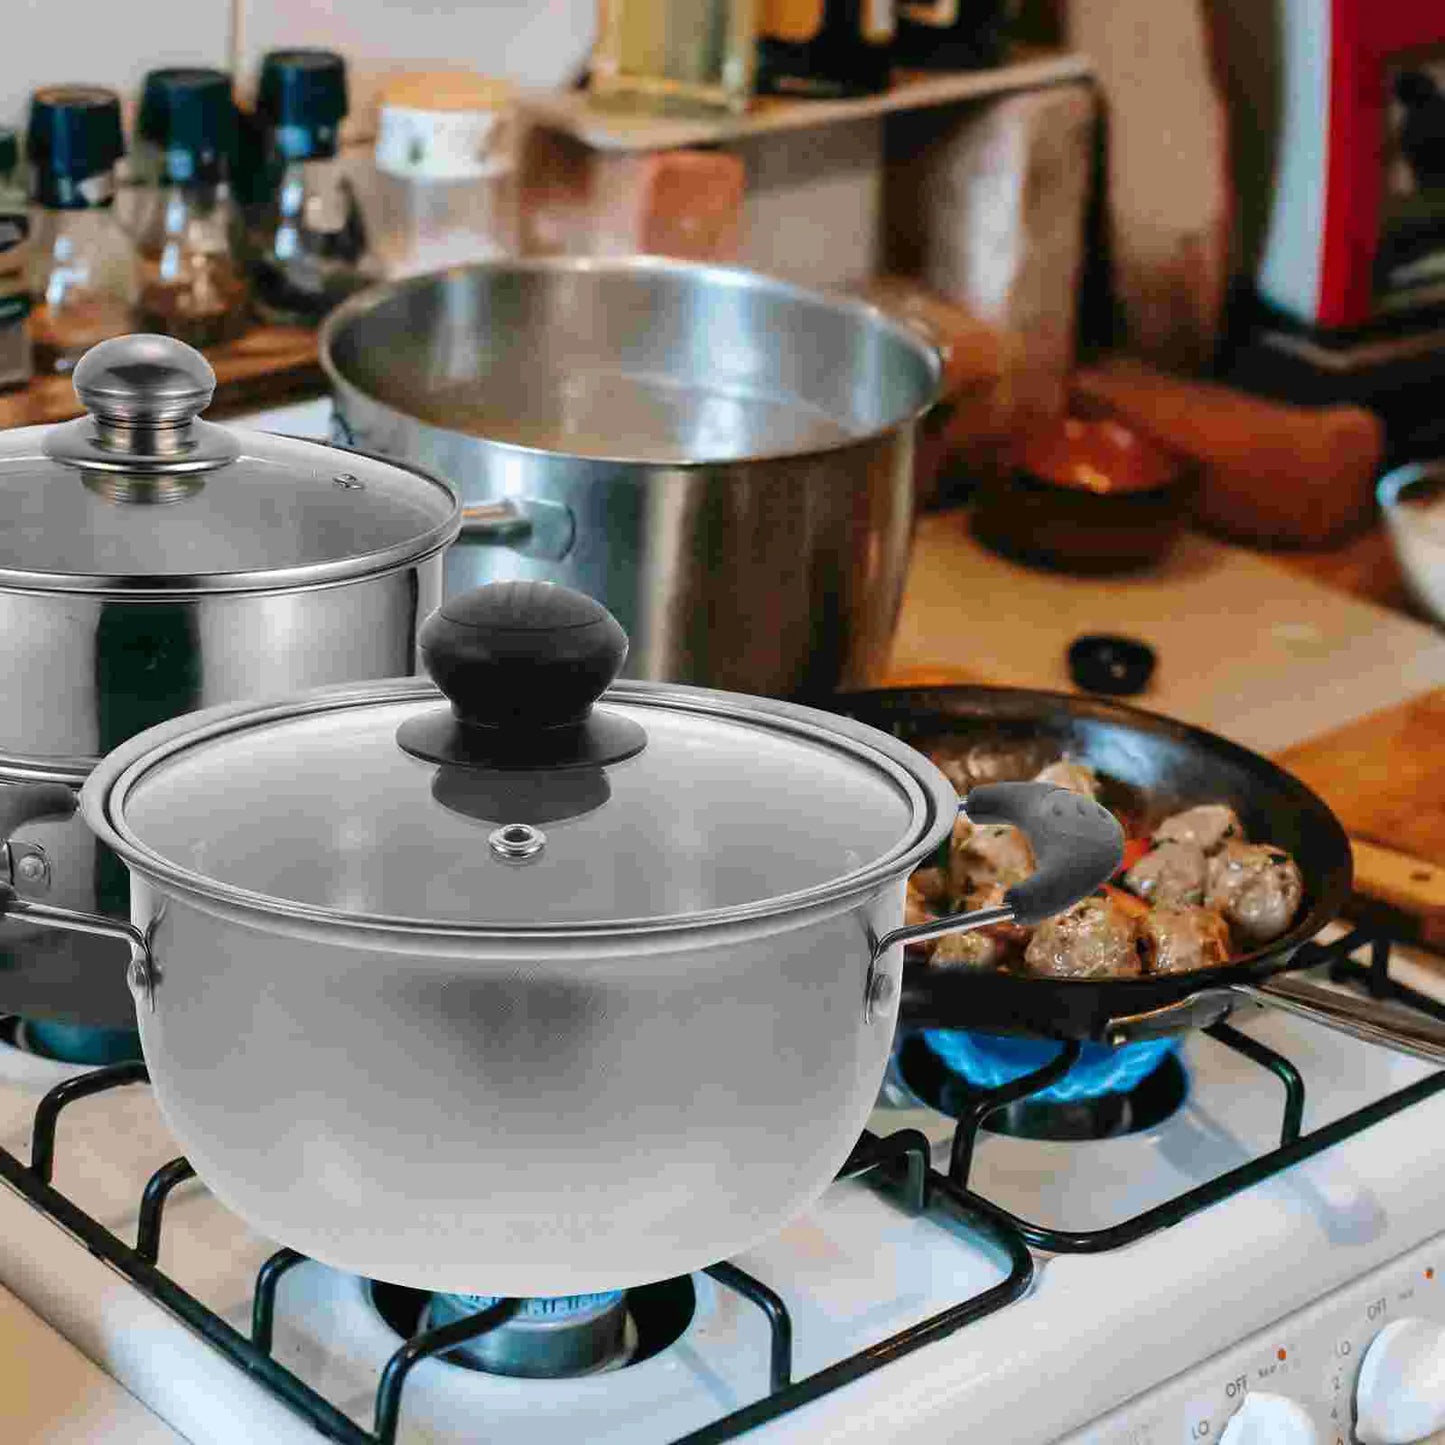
[26,87,139,374]
[240,49,369,325]
[134,68,249,348]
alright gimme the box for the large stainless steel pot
[0,581,1124,1296]
[319,256,941,699]
[0,335,460,1029]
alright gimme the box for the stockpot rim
[318,253,946,471]
[78,676,960,945]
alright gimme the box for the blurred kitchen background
[3,0,1445,680]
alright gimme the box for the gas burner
[896,1030,1189,1140]
[367,1275,697,1379]
[428,1290,632,1377]
[0,1016,143,1066]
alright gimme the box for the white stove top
[1,933,1443,1445]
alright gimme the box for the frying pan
[828,685,1445,1063]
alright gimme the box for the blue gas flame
[922,1029,1180,1103]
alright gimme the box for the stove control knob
[1356,1318,1445,1443]
[1219,1392,1320,1444]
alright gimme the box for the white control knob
[1356,1318,1445,1443]
[1219,1393,1320,1444]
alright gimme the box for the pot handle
[0,782,78,841]
[459,498,576,562]
[0,782,78,890]
[0,883,157,1012]
[873,782,1124,961]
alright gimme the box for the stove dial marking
[1355,1317,1445,1444]
[1218,1392,1320,1444]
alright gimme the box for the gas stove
[1,927,1444,1444]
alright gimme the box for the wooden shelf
[0,326,324,431]
[519,47,1092,153]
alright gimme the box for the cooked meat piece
[911,866,950,907]
[931,884,1033,968]
[932,928,1005,970]
[1033,760,1101,798]
[926,737,1055,793]
[1205,842,1304,946]
[906,876,940,933]
[1023,896,1142,979]
[1123,840,1207,906]
[950,822,1035,902]
[954,879,1034,946]
[1153,804,1244,855]
[1138,905,1233,975]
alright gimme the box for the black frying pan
[827,685,1445,1061]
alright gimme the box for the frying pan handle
[1233,977,1445,1066]
[872,782,1124,958]
[1105,978,1445,1065]
[963,782,1125,927]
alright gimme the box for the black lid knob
[256,49,348,158]
[138,68,236,184]
[398,583,647,772]
[27,87,124,206]
[423,581,628,730]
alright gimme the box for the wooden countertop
[0,327,323,429]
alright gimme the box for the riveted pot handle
[872,782,1123,959]
[459,497,576,562]
[0,884,157,1012]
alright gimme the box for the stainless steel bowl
[320,256,941,699]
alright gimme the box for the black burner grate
[0,927,1440,1444]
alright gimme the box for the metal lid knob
[74,333,215,432]
[44,333,239,474]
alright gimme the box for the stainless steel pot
[319,256,941,699]
[0,581,1124,1296]
[0,334,461,1028]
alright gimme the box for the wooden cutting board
[1276,692,1445,948]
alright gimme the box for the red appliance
[1258,0,1445,331]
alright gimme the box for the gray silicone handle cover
[963,781,1125,927]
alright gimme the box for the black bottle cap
[138,68,235,184]
[27,86,125,208]
[256,49,348,159]
[1066,634,1157,697]
[0,129,17,177]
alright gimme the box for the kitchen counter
[883,508,1445,894]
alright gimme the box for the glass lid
[88,583,935,932]
[0,334,458,594]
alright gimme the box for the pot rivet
[866,968,895,1021]
[333,473,363,490]
[15,853,47,886]
[489,823,546,861]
